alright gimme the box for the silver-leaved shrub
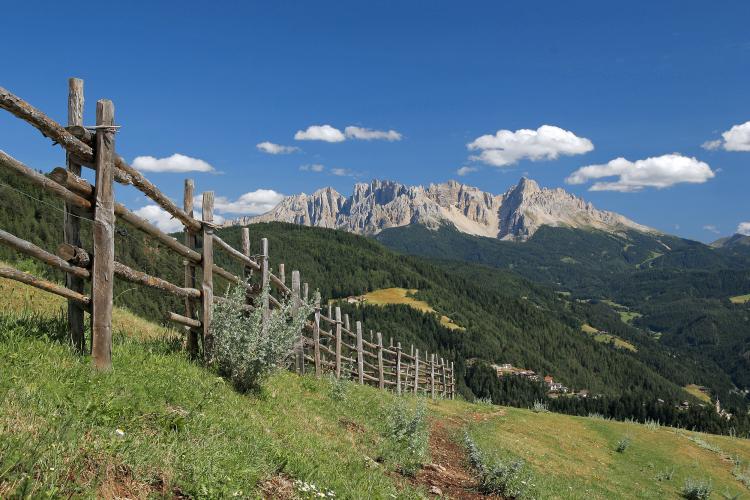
[209,281,316,392]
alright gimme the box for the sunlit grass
[684,384,712,404]
[361,287,464,331]
[730,294,750,304]
[580,323,637,352]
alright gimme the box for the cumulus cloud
[299,164,325,172]
[702,121,750,151]
[194,190,284,215]
[132,153,215,173]
[256,141,299,154]
[331,168,354,177]
[294,124,346,142]
[703,225,720,234]
[456,166,478,176]
[566,153,715,192]
[344,126,402,141]
[133,205,184,233]
[467,125,594,167]
[738,222,750,236]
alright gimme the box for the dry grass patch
[360,288,464,331]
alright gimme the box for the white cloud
[331,168,354,177]
[132,153,215,173]
[344,126,402,141]
[194,189,284,215]
[703,225,720,234]
[566,153,715,192]
[133,205,185,233]
[467,125,594,167]
[456,166,478,176]
[299,163,325,172]
[256,141,299,154]
[703,121,750,151]
[294,124,346,142]
[738,222,750,236]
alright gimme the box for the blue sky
[1,1,749,241]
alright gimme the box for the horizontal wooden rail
[0,229,89,279]
[167,311,201,328]
[49,168,202,263]
[214,235,260,271]
[0,265,90,307]
[0,86,201,232]
[0,151,91,210]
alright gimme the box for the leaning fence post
[91,99,115,370]
[241,227,253,307]
[183,179,199,358]
[430,353,436,399]
[201,192,215,357]
[313,295,321,376]
[334,306,342,379]
[396,342,402,395]
[414,348,420,395]
[260,238,270,336]
[356,321,364,385]
[65,77,85,353]
[292,270,303,374]
[377,332,384,390]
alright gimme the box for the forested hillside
[1,168,748,433]
[378,224,750,402]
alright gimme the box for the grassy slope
[465,406,750,499]
[3,278,750,498]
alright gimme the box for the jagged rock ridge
[228,178,655,241]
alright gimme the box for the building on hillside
[544,375,569,393]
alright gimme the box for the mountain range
[228,177,654,241]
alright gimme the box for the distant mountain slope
[712,233,750,249]
[229,178,654,241]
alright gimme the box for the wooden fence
[0,78,455,398]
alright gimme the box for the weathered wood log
[213,264,256,291]
[260,238,270,337]
[0,86,203,232]
[213,235,260,271]
[377,332,385,390]
[278,263,285,287]
[313,297,322,377]
[0,265,90,307]
[441,358,447,398]
[335,306,342,379]
[356,321,365,385]
[115,262,200,299]
[48,167,202,263]
[292,270,303,374]
[241,227,254,308]
[430,353,436,399]
[451,361,455,399]
[0,151,91,210]
[167,311,201,328]
[91,100,116,371]
[183,179,199,358]
[57,243,91,267]
[396,342,402,395]
[0,230,88,279]
[65,78,86,353]
[66,125,93,144]
[201,192,215,357]
[414,348,420,395]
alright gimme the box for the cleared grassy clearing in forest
[360,287,464,331]
[730,294,750,304]
[581,323,638,352]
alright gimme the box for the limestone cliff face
[227,178,654,241]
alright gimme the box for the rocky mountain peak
[232,177,655,241]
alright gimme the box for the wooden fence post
[313,295,321,376]
[356,321,364,385]
[241,227,253,307]
[376,331,384,389]
[396,342,402,395]
[201,192,214,357]
[327,303,332,319]
[451,361,455,399]
[183,179,199,358]
[260,238,270,337]
[414,348,420,395]
[90,99,115,370]
[430,353,436,399]
[334,306,342,379]
[303,282,309,302]
[441,358,447,398]
[278,263,285,287]
[344,314,350,332]
[292,270,303,374]
[64,77,85,353]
